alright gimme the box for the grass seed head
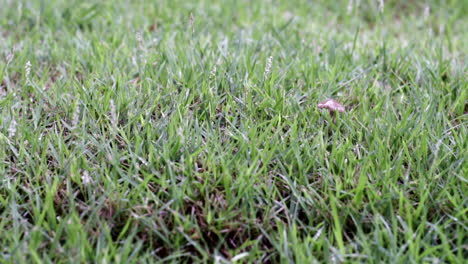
[25,61,32,81]
[110,99,117,126]
[8,119,17,138]
[264,56,273,80]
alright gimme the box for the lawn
[0,0,467,263]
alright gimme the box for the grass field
[1,0,467,263]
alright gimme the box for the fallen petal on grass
[317,98,346,113]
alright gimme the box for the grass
[0,0,467,263]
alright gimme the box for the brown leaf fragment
[149,23,158,32]
[0,80,6,97]
[317,98,346,113]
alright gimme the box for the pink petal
[317,99,346,112]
